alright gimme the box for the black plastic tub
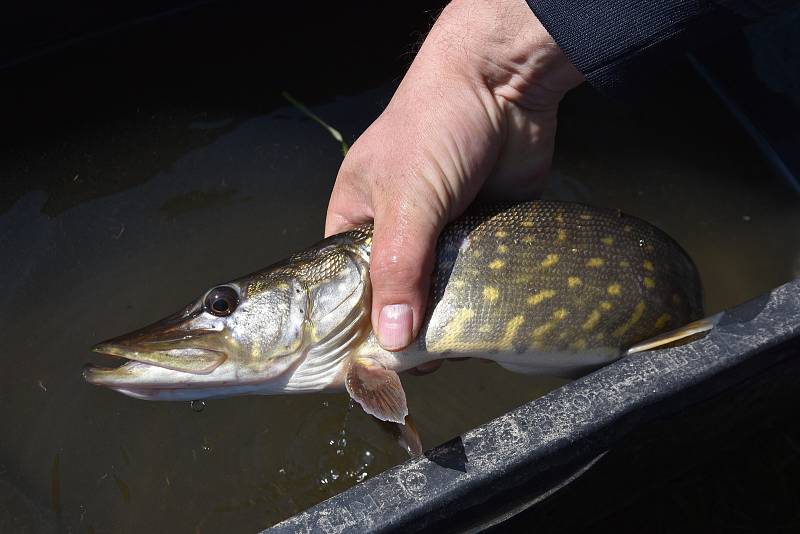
[267,278,800,533]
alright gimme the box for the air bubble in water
[190,400,206,412]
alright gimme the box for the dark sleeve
[526,0,797,91]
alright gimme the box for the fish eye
[205,286,239,317]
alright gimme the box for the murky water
[2,63,799,532]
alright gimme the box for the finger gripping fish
[85,201,705,444]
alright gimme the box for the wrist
[429,0,584,108]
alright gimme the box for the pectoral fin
[345,357,409,424]
[626,312,723,355]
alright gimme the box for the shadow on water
[1,2,799,533]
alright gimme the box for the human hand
[325,0,584,371]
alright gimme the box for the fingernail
[378,304,413,350]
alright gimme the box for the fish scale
[414,201,703,356]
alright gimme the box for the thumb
[369,196,444,351]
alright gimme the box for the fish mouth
[83,343,228,389]
[90,340,226,373]
[83,307,229,393]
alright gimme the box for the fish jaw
[84,360,298,401]
[89,300,230,374]
[83,355,305,400]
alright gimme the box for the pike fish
[85,201,710,452]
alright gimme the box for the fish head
[84,235,372,400]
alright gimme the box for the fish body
[85,201,703,426]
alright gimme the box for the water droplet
[278,468,286,475]
[638,239,646,248]
[322,401,329,407]
[190,400,206,412]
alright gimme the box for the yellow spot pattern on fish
[613,300,646,337]
[580,214,592,220]
[541,254,560,268]
[522,220,534,228]
[532,308,568,339]
[497,244,509,254]
[495,230,508,238]
[582,310,602,331]
[500,315,525,349]
[568,276,582,288]
[489,259,505,270]
[430,308,476,352]
[532,323,554,339]
[655,313,672,330]
[527,290,556,306]
[586,258,605,268]
[452,280,466,288]
[600,301,613,311]
[483,286,500,302]
[557,229,567,241]
[608,284,622,296]
[619,260,630,268]
[522,236,534,245]
[643,260,654,271]
[643,277,655,289]
[601,236,614,246]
